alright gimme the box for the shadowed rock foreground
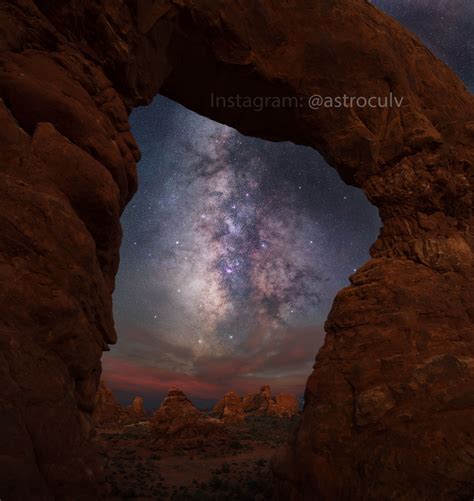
[0,0,473,499]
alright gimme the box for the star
[113,78,384,395]
[98,0,473,408]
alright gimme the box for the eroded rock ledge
[0,0,473,499]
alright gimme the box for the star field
[103,0,473,403]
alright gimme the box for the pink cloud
[102,325,325,400]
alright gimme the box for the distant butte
[213,386,300,422]
[149,388,227,449]
[92,381,147,427]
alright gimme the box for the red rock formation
[150,388,225,449]
[268,394,299,418]
[126,396,146,422]
[92,381,126,427]
[212,391,246,424]
[242,385,272,415]
[0,0,473,499]
[216,386,299,420]
[92,382,146,426]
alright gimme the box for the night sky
[103,0,473,408]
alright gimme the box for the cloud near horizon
[110,91,380,407]
[102,324,325,400]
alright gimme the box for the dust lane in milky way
[106,97,380,400]
[103,0,473,404]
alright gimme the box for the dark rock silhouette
[0,0,473,499]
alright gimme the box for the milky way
[104,0,473,405]
[107,99,379,401]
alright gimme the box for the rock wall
[0,0,473,499]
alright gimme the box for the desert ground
[98,415,299,500]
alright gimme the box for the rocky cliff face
[0,0,473,499]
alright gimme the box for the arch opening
[103,94,381,408]
[94,94,381,496]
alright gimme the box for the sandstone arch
[0,0,472,499]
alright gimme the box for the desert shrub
[229,439,243,449]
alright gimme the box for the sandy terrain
[98,416,299,500]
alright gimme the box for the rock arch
[0,0,472,499]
